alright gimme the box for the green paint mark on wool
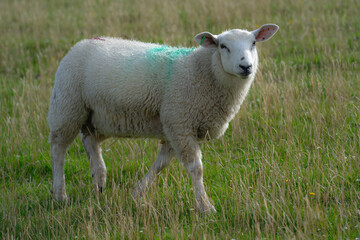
[147,45,195,60]
[145,45,195,79]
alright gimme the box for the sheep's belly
[91,109,165,139]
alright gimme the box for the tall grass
[1,0,359,238]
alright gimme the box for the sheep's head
[195,24,279,78]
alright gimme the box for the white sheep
[48,24,279,212]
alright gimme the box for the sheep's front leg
[133,141,174,198]
[173,136,216,213]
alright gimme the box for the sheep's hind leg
[51,135,69,201]
[133,141,174,198]
[50,130,79,202]
[81,133,107,193]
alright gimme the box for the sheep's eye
[252,41,256,47]
[220,44,230,53]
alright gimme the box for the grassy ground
[1,0,359,238]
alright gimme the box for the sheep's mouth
[238,71,252,78]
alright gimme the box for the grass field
[1,0,359,238]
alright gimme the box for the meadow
[1,0,359,238]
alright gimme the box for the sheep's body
[49,25,278,212]
[49,39,247,141]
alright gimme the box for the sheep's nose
[239,64,252,72]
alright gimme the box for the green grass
[1,0,360,238]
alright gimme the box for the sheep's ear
[252,24,279,42]
[194,32,218,48]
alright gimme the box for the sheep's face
[217,30,258,78]
[195,24,279,78]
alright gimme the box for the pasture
[1,0,359,238]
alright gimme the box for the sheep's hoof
[92,168,107,193]
[198,203,216,214]
[52,187,68,202]
[202,204,217,214]
[196,198,217,213]
[132,182,146,199]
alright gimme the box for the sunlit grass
[1,0,359,239]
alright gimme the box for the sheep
[48,24,279,213]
